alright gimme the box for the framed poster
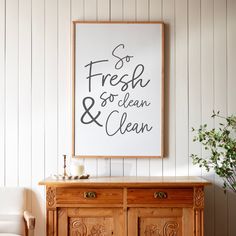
[72,21,164,158]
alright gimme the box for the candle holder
[50,155,90,180]
[63,154,68,178]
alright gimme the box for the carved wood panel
[194,187,204,209]
[42,181,208,236]
[128,208,186,236]
[139,217,181,236]
[46,187,56,209]
[69,217,113,236]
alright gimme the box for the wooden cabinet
[40,176,209,236]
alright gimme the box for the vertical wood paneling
[214,0,227,115]
[85,0,97,21]
[97,0,111,176]
[5,0,19,186]
[71,0,84,20]
[201,0,215,235]
[188,0,201,176]
[58,0,71,175]
[0,0,5,186]
[98,0,110,21]
[227,0,236,115]
[136,0,150,176]
[175,0,188,176]
[124,0,135,21]
[1,1,236,235]
[149,0,163,177]
[123,0,137,176]
[83,0,98,176]
[136,0,149,21]
[111,0,123,20]
[214,1,228,235]
[150,0,162,20]
[71,0,85,176]
[45,0,58,177]
[110,0,124,176]
[31,0,45,235]
[18,0,32,210]
[227,0,236,235]
[162,0,176,176]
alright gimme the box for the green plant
[191,111,236,192]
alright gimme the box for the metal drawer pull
[84,191,97,199]
[154,191,168,199]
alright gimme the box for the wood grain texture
[127,188,193,206]
[40,176,210,188]
[56,188,123,204]
[42,178,207,236]
[66,208,125,236]
[128,208,184,236]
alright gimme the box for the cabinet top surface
[39,176,210,187]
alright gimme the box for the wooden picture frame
[72,21,164,158]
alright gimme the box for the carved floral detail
[88,224,106,236]
[144,224,161,236]
[163,221,179,236]
[70,220,107,236]
[144,221,179,236]
[70,219,87,236]
[46,187,56,208]
[194,187,204,208]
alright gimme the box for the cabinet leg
[47,210,57,236]
[194,209,204,236]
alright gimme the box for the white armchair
[0,187,35,236]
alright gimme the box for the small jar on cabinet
[70,157,84,176]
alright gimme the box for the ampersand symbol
[80,97,103,127]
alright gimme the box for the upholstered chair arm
[24,211,35,236]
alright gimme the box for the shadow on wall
[164,22,171,158]
[204,174,236,236]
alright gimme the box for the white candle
[70,159,85,176]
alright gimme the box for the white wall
[0,0,236,235]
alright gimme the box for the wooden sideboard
[39,176,210,236]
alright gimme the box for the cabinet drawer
[127,188,193,206]
[56,188,123,205]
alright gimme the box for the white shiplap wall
[0,0,236,235]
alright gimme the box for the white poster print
[74,23,164,157]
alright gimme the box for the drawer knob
[84,191,97,199]
[154,191,168,199]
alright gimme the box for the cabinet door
[58,207,125,236]
[128,208,193,236]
